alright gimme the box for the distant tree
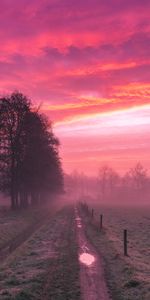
[98,165,109,200]
[108,168,120,193]
[98,165,119,200]
[129,162,148,191]
[122,172,132,189]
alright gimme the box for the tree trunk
[11,189,16,210]
[19,190,27,209]
[15,190,19,209]
[10,170,16,210]
[10,154,16,210]
[31,192,37,206]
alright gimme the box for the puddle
[75,208,95,266]
[75,215,82,228]
[79,253,95,266]
[75,207,110,300]
[77,223,82,228]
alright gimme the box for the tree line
[97,163,148,202]
[66,163,149,204]
[0,92,63,209]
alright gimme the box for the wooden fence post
[91,209,94,218]
[100,214,103,230]
[124,229,128,256]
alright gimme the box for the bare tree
[98,165,110,201]
[108,168,120,193]
[129,162,148,191]
[98,165,120,201]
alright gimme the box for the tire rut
[0,210,52,262]
[75,207,111,300]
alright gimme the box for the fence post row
[87,207,129,257]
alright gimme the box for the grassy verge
[80,208,149,300]
[0,207,50,250]
[0,207,80,300]
[39,207,80,300]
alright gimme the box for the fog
[64,163,150,207]
[1,162,150,211]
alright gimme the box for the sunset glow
[0,0,150,175]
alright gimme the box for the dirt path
[75,207,110,300]
[39,207,80,300]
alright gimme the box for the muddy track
[0,210,52,262]
[76,206,110,300]
[39,207,80,300]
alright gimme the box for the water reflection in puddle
[77,222,82,228]
[79,253,95,266]
[75,216,82,228]
[75,209,95,267]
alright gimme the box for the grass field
[0,206,54,252]
[0,207,80,300]
[83,203,150,300]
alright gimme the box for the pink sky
[0,0,150,175]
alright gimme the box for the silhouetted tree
[21,111,63,206]
[0,92,63,209]
[0,92,30,209]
